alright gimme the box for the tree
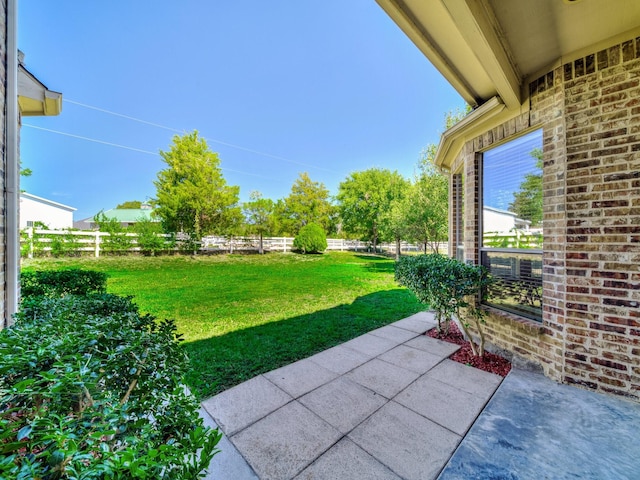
[509,148,543,227]
[116,200,143,209]
[279,173,335,235]
[379,194,412,261]
[405,156,449,253]
[243,191,275,254]
[153,131,241,239]
[336,168,409,253]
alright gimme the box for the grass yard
[22,251,424,399]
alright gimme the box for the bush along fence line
[20,227,449,258]
[0,269,221,478]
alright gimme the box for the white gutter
[5,0,19,327]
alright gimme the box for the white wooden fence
[21,228,447,258]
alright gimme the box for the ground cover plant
[1,271,221,478]
[22,252,425,399]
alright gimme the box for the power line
[64,98,337,174]
[22,124,286,182]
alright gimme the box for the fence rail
[21,228,448,258]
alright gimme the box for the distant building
[74,204,158,230]
[483,206,530,234]
[20,192,76,230]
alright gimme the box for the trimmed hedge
[1,272,221,478]
[20,269,108,298]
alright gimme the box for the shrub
[133,218,167,256]
[94,211,134,255]
[395,254,492,356]
[1,293,221,478]
[293,223,327,254]
[20,269,108,298]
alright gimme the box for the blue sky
[18,1,462,221]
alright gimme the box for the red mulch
[426,322,511,377]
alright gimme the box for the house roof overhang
[18,64,62,117]
[376,0,640,168]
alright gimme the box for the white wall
[20,193,75,230]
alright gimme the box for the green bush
[293,223,327,254]
[1,293,221,478]
[94,211,134,255]
[20,269,108,298]
[395,254,491,356]
[133,218,167,256]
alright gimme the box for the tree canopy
[509,148,543,227]
[153,131,241,237]
[116,200,143,209]
[336,168,409,252]
[278,172,335,235]
[243,191,276,254]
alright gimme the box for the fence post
[28,227,34,259]
[95,231,100,258]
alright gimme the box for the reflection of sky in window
[483,129,542,211]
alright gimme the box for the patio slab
[390,311,437,333]
[294,438,402,480]
[425,359,502,396]
[349,401,461,480]
[308,344,370,375]
[395,376,489,435]
[379,344,444,374]
[263,358,338,398]
[230,400,342,480]
[368,324,421,343]
[404,335,461,358]
[346,357,420,399]
[299,376,386,434]
[340,332,398,357]
[201,375,292,436]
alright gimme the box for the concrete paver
[346,357,420,399]
[390,311,436,333]
[378,344,444,374]
[368,324,421,343]
[299,376,386,434]
[404,335,460,357]
[293,438,402,480]
[263,358,338,398]
[340,332,398,357]
[230,401,342,480]
[425,359,502,396]
[349,401,461,480]
[201,375,292,436]
[395,376,487,435]
[307,344,370,375]
[200,311,640,480]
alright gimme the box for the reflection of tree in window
[509,148,543,227]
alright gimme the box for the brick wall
[455,35,640,400]
[0,0,7,329]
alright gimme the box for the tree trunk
[259,233,264,255]
[395,237,401,261]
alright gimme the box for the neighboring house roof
[20,192,76,212]
[376,0,640,168]
[99,208,158,223]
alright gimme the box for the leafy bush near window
[395,254,492,356]
[293,223,327,254]
[1,272,221,478]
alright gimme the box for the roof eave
[17,64,62,117]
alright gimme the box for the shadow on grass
[184,288,424,400]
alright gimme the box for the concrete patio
[199,311,640,479]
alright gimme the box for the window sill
[481,305,545,334]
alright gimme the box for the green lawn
[22,252,424,399]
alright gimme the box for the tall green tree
[243,191,275,254]
[509,148,543,227]
[336,168,409,253]
[379,195,412,260]
[405,157,449,253]
[280,172,335,235]
[153,131,241,238]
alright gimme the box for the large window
[481,129,543,321]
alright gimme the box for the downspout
[5,0,19,327]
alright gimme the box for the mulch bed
[427,322,511,377]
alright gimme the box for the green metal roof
[101,208,158,223]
